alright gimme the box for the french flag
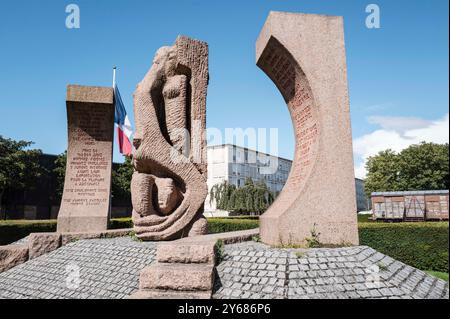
[114,84,133,156]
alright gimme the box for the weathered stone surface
[0,245,28,273]
[139,263,215,291]
[214,242,449,299]
[57,85,115,233]
[0,237,156,299]
[180,228,260,245]
[131,36,209,241]
[187,214,209,237]
[28,233,61,259]
[0,237,448,299]
[129,290,211,299]
[60,228,132,246]
[257,12,359,246]
[157,241,216,264]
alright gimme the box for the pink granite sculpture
[131,36,209,241]
[257,12,359,246]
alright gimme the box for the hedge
[0,220,57,245]
[109,218,133,229]
[109,217,260,232]
[207,218,259,234]
[1,218,448,273]
[0,219,133,245]
[0,217,258,245]
[358,222,449,273]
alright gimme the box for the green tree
[209,178,275,214]
[210,181,236,211]
[365,142,449,197]
[397,142,449,190]
[111,156,134,200]
[0,136,44,219]
[53,151,67,199]
[364,149,400,197]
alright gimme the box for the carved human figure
[131,37,209,241]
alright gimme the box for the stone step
[140,263,215,291]
[157,241,216,264]
[0,245,29,273]
[129,289,211,299]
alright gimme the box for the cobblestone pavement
[0,237,156,299]
[214,242,449,299]
[1,238,448,299]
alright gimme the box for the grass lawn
[357,214,372,223]
[425,271,449,282]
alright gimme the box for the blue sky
[0,0,448,178]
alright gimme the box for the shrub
[0,220,57,245]
[1,217,447,274]
[359,222,449,272]
[216,215,260,220]
[0,218,133,245]
[207,218,259,234]
[109,218,133,229]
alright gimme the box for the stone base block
[140,263,214,291]
[0,245,29,273]
[157,241,216,264]
[57,216,109,234]
[28,233,62,259]
[129,290,211,299]
[60,228,132,246]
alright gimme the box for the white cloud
[368,116,432,133]
[363,102,394,112]
[354,113,449,179]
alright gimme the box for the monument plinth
[257,12,359,246]
[57,85,114,233]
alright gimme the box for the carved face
[154,177,181,215]
[153,46,171,65]
[152,46,177,76]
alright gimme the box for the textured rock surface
[57,85,115,233]
[139,263,215,291]
[132,236,217,299]
[28,233,61,259]
[157,241,216,264]
[0,237,447,299]
[257,12,359,246]
[129,290,211,299]
[131,36,209,241]
[0,245,29,273]
[214,242,449,299]
[60,228,132,246]
[0,237,156,299]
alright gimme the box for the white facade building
[205,144,292,213]
[205,144,368,215]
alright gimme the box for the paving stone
[0,237,156,299]
[2,239,448,300]
[214,242,448,300]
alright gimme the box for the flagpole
[112,66,117,88]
